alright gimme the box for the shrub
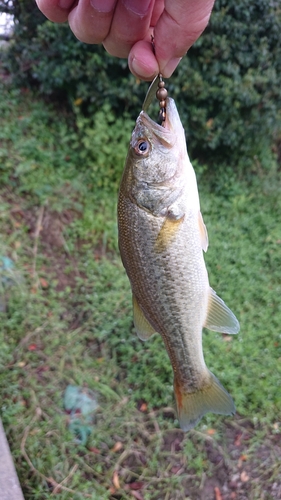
[1,0,281,177]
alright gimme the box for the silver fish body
[118,97,239,431]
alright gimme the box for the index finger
[36,0,75,23]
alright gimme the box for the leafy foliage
[1,0,281,177]
[1,71,281,500]
[174,0,281,175]
[0,84,133,204]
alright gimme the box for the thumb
[154,0,215,77]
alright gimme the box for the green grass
[0,83,281,499]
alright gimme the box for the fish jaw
[139,97,186,144]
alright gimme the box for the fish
[117,90,240,432]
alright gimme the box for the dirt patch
[112,415,281,500]
[9,202,82,291]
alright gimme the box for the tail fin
[174,371,235,432]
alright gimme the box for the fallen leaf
[30,428,40,436]
[214,486,222,500]
[88,447,100,454]
[234,433,242,446]
[171,465,183,474]
[222,334,232,342]
[112,441,123,453]
[113,470,120,490]
[238,454,248,468]
[131,491,144,500]
[140,403,148,412]
[39,278,48,288]
[240,471,250,482]
[128,482,144,491]
[28,343,37,351]
[17,361,26,367]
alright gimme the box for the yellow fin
[204,288,240,334]
[174,371,235,432]
[155,215,184,253]
[198,211,208,252]
[133,295,157,341]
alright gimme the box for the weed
[0,84,280,499]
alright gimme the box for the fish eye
[135,139,150,155]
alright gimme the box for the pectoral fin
[204,288,240,334]
[133,295,157,341]
[155,214,184,253]
[198,211,208,252]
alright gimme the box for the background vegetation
[0,0,281,498]
[1,0,281,178]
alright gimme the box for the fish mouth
[139,98,184,144]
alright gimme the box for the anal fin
[133,295,157,341]
[204,288,240,334]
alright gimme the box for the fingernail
[58,0,74,9]
[90,0,116,12]
[161,57,182,78]
[124,0,151,16]
[130,57,156,80]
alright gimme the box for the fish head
[122,98,192,215]
[130,97,186,185]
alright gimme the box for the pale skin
[35,0,215,80]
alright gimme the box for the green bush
[2,21,145,113]
[174,0,281,176]
[0,84,133,201]
[1,0,281,177]
[72,104,134,192]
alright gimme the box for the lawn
[0,83,281,500]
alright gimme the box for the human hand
[35,0,215,80]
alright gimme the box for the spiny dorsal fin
[133,295,157,341]
[198,211,208,252]
[204,288,240,334]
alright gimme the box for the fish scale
[118,96,240,431]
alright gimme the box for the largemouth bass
[118,95,239,431]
